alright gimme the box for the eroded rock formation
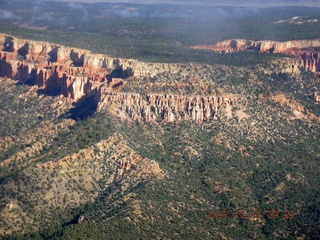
[193,39,320,73]
[97,87,235,123]
[0,34,135,101]
[0,34,235,123]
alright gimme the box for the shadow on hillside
[63,91,99,120]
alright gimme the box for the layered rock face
[97,88,235,123]
[0,34,135,101]
[193,39,320,73]
[0,34,235,123]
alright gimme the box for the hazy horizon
[23,0,320,7]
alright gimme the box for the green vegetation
[0,1,320,239]
[47,118,320,239]
[1,65,319,238]
[1,2,320,65]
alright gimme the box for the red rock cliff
[0,34,235,123]
[0,34,135,101]
[193,39,320,73]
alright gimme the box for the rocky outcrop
[0,34,235,123]
[193,39,320,73]
[97,87,235,123]
[193,39,320,54]
[314,92,320,103]
[0,34,135,101]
